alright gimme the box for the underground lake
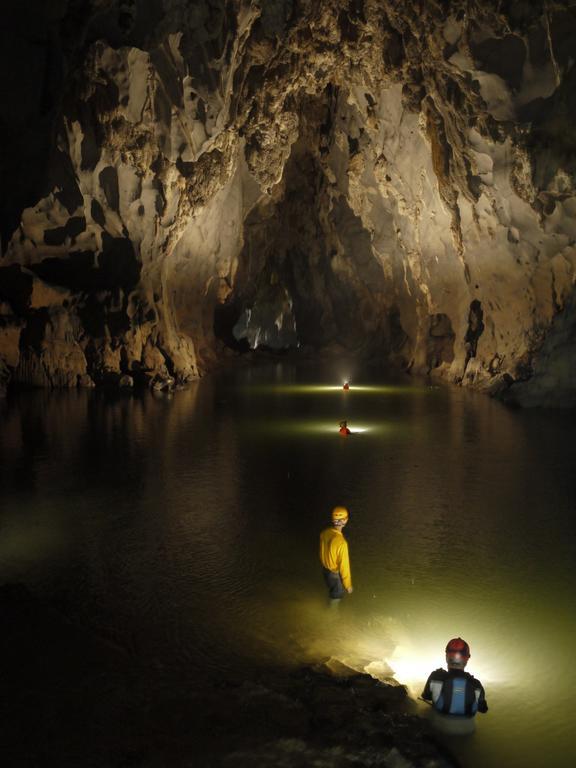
[1,362,575,767]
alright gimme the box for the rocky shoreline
[210,667,459,768]
[1,584,458,768]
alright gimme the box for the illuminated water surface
[1,362,575,767]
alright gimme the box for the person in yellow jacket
[319,506,353,604]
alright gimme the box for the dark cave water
[1,361,576,768]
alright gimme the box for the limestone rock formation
[1,0,576,405]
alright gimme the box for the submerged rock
[151,374,176,391]
[119,373,134,388]
[78,373,96,388]
[213,666,457,768]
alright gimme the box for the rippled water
[1,361,575,767]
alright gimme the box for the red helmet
[445,637,470,667]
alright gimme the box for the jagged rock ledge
[0,583,457,768]
[215,667,458,768]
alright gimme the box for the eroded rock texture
[1,0,576,405]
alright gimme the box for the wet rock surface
[0,583,456,768]
[1,1,576,405]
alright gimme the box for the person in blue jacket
[422,637,488,718]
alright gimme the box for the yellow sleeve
[339,538,352,590]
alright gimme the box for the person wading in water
[319,506,353,606]
[422,637,488,732]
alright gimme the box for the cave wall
[1,0,576,404]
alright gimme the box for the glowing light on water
[239,384,429,396]
[264,421,378,435]
[386,643,440,688]
[382,632,500,692]
[340,385,428,394]
[242,384,342,395]
[243,418,393,437]
[299,615,503,696]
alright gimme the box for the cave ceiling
[1,0,576,406]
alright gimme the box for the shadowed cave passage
[213,106,409,359]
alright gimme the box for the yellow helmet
[331,506,349,523]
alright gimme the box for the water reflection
[1,366,576,767]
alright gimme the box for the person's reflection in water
[319,506,353,608]
[422,637,488,733]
